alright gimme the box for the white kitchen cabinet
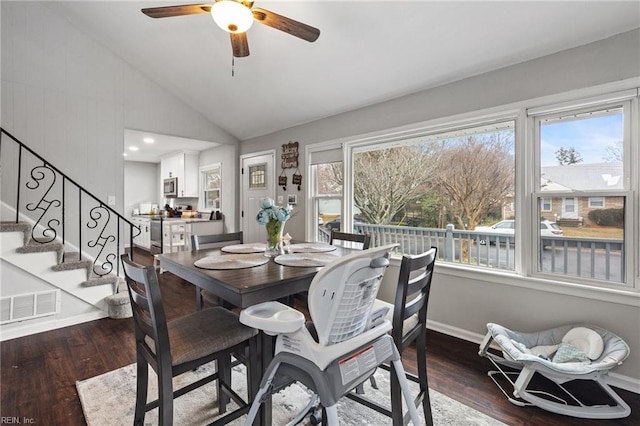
[131,217,150,250]
[161,151,199,198]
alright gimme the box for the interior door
[241,151,275,243]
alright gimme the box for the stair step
[81,274,119,288]
[0,221,32,245]
[16,241,64,263]
[52,257,93,273]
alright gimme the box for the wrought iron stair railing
[1,128,140,279]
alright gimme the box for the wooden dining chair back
[349,246,437,425]
[191,232,243,309]
[120,254,258,426]
[389,246,437,425]
[329,230,371,250]
[191,231,243,250]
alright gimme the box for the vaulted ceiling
[47,1,640,142]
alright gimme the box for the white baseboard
[426,319,640,395]
[0,310,108,342]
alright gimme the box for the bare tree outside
[434,133,515,232]
[317,163,343,195]
[603,140,623,162]
[352,145,436,224]
[556,147,583,165]
[317,127,515,236]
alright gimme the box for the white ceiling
[46,1,640,160]
[123,129,220,162]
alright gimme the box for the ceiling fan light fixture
[211,1,254,34]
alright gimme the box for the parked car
[325,216,367,231]
[475,220,563,245]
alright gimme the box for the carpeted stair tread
[16,241,63,255]
[52,257,93,273]
[81,274,119,288]
[1,221,32,245]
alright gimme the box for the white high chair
[240,244,422,425]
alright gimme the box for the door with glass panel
[241,151,275,243]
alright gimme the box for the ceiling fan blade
[142,3,212,19]
[252,7,320,42]
[230,32,250,57]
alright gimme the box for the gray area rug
[77,362,506,425]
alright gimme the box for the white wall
[124,161,158,220]
[1,1,238,214]
[239,29,640,385]
[0,260,102,340]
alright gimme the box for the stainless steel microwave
[163,177,178,197]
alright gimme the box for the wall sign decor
[292,169,302,191]
[281,141,299,169]
[279,170,288,190]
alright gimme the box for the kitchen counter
[133,214,221,224]
[133,214,225,254]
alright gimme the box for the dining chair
[191,232,243,310]
[329,229,371,249]
[120,254,259,426]
[352,247,437,425]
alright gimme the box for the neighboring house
[501,162,624,226]
[540,162,623,226]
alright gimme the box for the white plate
[221,243,266,254]
[288,243,337,253]
[194,254,269,270]
[274,253,340,267]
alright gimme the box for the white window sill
[430,261,640,307]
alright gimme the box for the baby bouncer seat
[240,244,422,425]
[479,322,631,419]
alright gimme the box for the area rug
[77,362,506,425]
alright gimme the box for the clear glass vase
[265,219,284,257]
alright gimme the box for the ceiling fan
[141,1,320,58]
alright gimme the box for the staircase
[1,221,120,302]
[1,128,138,339]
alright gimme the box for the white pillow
[562,327,604,360]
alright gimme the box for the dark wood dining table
[158,245,356,424]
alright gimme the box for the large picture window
[337,120,517,270]
[308,89,638,291]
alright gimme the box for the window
[249,164,266,189]
[309,147,343,243]
[200,164,221,210]
[534,103,629,285]
[349,119,516,268]
[308,88,639,291]
[589,197,605,208]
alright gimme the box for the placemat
[274,253,340,267]
[194,254,269,270]
[220,243,266,254]
[288,243,337,253]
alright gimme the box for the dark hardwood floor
[1,248,638,425]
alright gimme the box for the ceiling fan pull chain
[231,55,235,77]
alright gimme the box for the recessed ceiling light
[129,146,139,151]
[123,152,128,157]
[143,137,155,144]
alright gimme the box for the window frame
[530,99,634,288]
[199,163,221,212]
[588,196,605,208]
[305,85,639,296]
